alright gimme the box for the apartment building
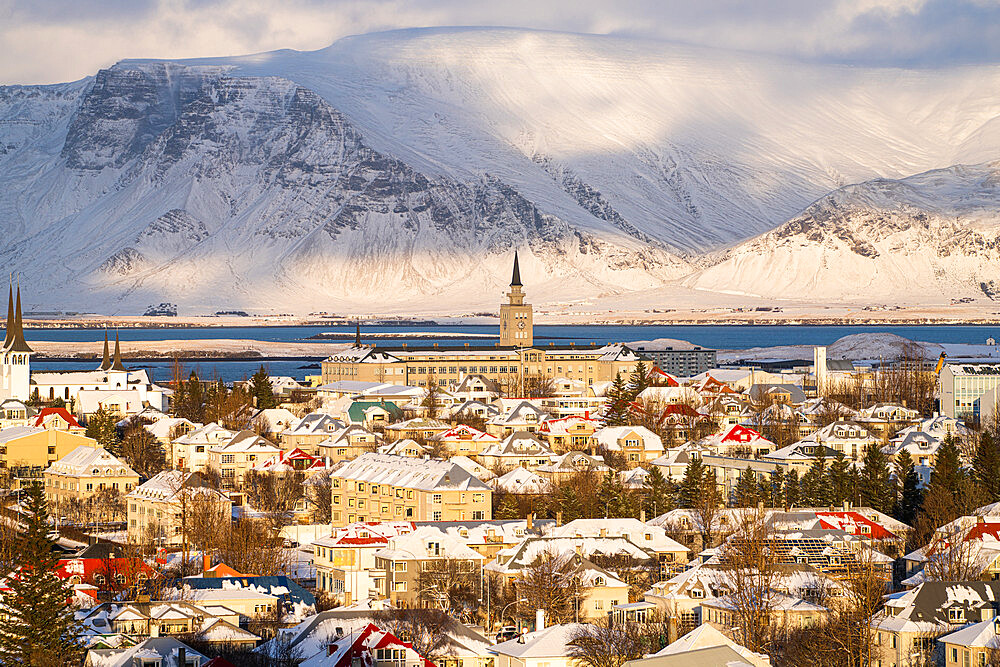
[205,431,282,488]
[328,453,492,527]
[43,444,139,507]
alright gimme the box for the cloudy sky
[2,0,999,84]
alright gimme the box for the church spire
[510,251,522,287]
[6,278,32,353]
[2,279,13,350]
[98,329,111,371]
[109,330,125,371]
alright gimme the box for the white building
[0,282,32,402]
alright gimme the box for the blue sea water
[23,323,1000,384]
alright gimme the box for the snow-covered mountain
[686,162,1000,303]
[3,27,1000,313]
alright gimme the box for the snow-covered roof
[45,445,137,479]
[330,453,491,492]
[592,425,664,452]
[548,518,689,554]
[375,525,485,562]
[491,467,552,494]
[481,431,555,458]
[489,624,590,658]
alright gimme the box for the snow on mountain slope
[4,27,1000,313]
[686,162,1000,302]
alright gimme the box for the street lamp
[498,598,529,634]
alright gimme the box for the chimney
[526,513,533,530]
[535,609,546,632]
[556,511,563,527]
[575,543,582,555]
[979,516,985,524]
[599,528,608,538]
[640,509,646,523]
[202,553,211,574]
[177,647,186,667]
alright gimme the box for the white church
[1,282,168,419]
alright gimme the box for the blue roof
[177,575,315,606]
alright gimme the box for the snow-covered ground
[719,333,1000,363]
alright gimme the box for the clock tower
[499,252,533,347]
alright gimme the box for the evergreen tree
[84,407,120,456]
[784,469,800,507]
[597,470,627,518]
[734,466,760,507]
[973,432,1000,503]
[801,455,828,507]
[679,457,705,509]
[555,484,583,523]
[186,371,205,422]
[646,466,674,517]
[827,450,853,506]
[769,467,786,507]
[859,443,894,513]
[0,484,82,666]
[628,360,649,401]
[603,372,631,426]
[250,365,278,409]
[895,450,924,526]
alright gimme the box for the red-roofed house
[32,407,84,433]
[312,522,415,604]
[538,415,600,452]
[702,425,774,457]
[254,447,330,473]
[303,622,434,667]
[55,554,157,593]
[431,424,500,457]
[648,366,680,387]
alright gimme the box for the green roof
[347,400,403,423]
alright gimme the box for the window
[433,511,442,520]
[394,581,406,592]
[473,511,485,520]
[432,494,442,504]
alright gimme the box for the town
[0,257,996,667]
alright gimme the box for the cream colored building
[126,470,232,547]
[205,431,282,489]
[321,257,643,389]
[0,425,99,486]
[329,453,492,527]
[43,444,139,507]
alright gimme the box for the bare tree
[372,609,463,663]
[719,506,781,653]
[305,474,332,524]
[692,470,724,549]
[923,522,982,582]
[415,557,482,622]
[568,618,649,667]
[242,470,305,531]
[215,518,291,577]
[514,551,580,625]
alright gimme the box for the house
[590,425,665,466]
[312,521,415,604]
[43,444,139,509]
[447,399,501,422]
[449,455,496,482]
[145,417,198,445]
[548,518,690,575]
[858,403,921,438]
[126,471,232,547]
[489,623,587,667]
[56,543,157,591]
[0,425,98,488]
[372,525,485,608]
[649,443,715,483]
[84,637,208,667]
[619,466,651,490]
[317,425,379,463]
[535,451,609,481]
[453,374,501,402]
[623,624,771,667]
[938,614,1000,667]
[871,582,1000,667]
[537,415,599,452]
[282,413,347,454]
[377,438,430,458]
[799,420,879,460]
[299,622,433,667]
[268,609,492,667]
[702,592,829,636]
[345,400,404,427]
[168,422,235,471]
[249,407,299,436]
[328,453,492,527]
[253,447,330,474]
[79,600,256,646]
[479,431,555,470]
[166,575,315,619]
[31,406,85,433]
[491,467,553,494]
[700,425,774,458]
[748,383,807,405]
[431,425,500,458]
[487,401,551,437]
[205,431,282,488]
[383,418,450,441]
[0,398,32,427]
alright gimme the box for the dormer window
[948,608,965,623]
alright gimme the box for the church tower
[499,252,533,347]
[1,279,32,401]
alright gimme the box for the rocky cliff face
[4,28,1000,313]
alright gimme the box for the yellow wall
[1,430,97,471]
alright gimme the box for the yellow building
[321,257,643,389]
[0,425,100,486]
[44,444,139,507]
[329,453,492,527]
[126,470,232,547]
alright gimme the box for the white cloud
[1,0,998,84]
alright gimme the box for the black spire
[109,330,125,371]
[511,251,522,287]
[7,279,32,353]
[355,322,361,347]
[98,330,111,371]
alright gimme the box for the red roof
[327,623,434,667]
[721,425,763,443]
[32,407,81,429]
[55,557,156,586]
[648,366,680,386]
[964,522,1000,542]
[815,511,899,540]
